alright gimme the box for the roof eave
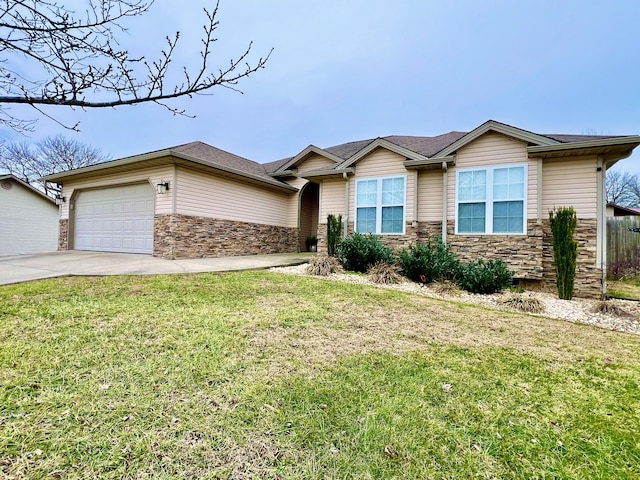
[298,168,354,179]
[527,136,640,158]
[44,149,297,193]
[170,152,297,192]
[404,155,456,170]
[43,149,174,182]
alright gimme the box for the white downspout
[596,155,605,298]
[442,162,448,244]
[343,171,349,238]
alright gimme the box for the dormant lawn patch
[1,272,639,478]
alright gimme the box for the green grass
[1,271,640,479]
[608,274,640,300]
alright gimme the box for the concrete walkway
[0,251,314,286]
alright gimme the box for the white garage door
[74,184,155,254]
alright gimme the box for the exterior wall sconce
[55,194,66,206]
[156,181,170,194]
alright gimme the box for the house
[0,175,59,255]
[606,203,640,217]
[44,120,640,298]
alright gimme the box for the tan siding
[297,154,335,173]
[542,156,598,218]
[349,148,415,222]
[417,170,444,222]
[320,178,346,222]
[447,132,536,220]
[61,164,174,219]
[285,177,308,228]
[176,167,290,226]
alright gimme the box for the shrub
[327,214,343,257]
[367,262,403,285]
[549,207,578,300]
[397,238,460,283]
[458,259,514,294]
[306,254,342,276]
[499,293,545,314]
[337,233,393,273]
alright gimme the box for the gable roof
[42,121,640,190]
[44,141,297,192]
[274,145,345,174]
[269,120,639,178]
[0,175,57,204]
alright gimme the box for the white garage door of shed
[74,184,155,254]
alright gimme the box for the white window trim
[455,163,528,235]
[354,175,406,235]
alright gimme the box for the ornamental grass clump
[549,207,578,300]
[499,293,545,314]
[337,233,393,273]
[306,254,342,276]
[367,262,403,285]
[593,300,629,317]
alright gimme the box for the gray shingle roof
[172,141,270,179]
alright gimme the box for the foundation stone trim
[154,214,299,259]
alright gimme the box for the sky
[2,0,640,175]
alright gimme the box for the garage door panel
[74,184,154,254]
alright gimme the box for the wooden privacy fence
[607,216,640,279]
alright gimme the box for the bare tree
[0,135,109,196]
[606,169,640,207]
[0,0,271,131]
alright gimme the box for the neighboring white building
[0,175,59,255]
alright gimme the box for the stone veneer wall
[540,218,601,299]
[317,218,602,298]
[446,220,544,280]
[58,219,69,251]
[154,214,299,259]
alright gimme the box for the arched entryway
[299,182,320,252]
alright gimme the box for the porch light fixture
[54,194,66,206]
[156,181,170,194]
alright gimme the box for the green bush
[458,259,513,294]
[327,214,343,257]
[397,238,460,283]
[549,207,578,300]
[338,233,393,273]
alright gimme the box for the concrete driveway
[0,251,313,286]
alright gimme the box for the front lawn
[1,272,639,479]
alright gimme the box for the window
[355,176,405,234]
[456,165,526,234]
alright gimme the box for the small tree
[0,136,109,197]
[327,214,343,257]
[549,207,578,300]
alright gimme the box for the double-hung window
[456,164,526,234]
[355,176,405,234]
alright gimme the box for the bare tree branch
[606,169,640,207]
[0,0,272,131]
